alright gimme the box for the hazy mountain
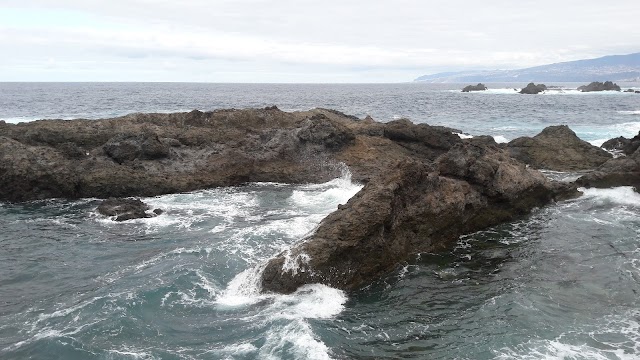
[415,53,640,83]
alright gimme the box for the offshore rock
[461,83,488,92]
[506,125,612,170]
[519,83,547,94]
[97,197,161,222]
[261,143,576,293]
[577,81,621,92]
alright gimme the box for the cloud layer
[2,0,639,82]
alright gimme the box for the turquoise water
[1,83,640,359]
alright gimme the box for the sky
[1,0,639,83]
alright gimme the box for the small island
[519,83,547,94]
[577,81,621,92]
[461,83,488,92]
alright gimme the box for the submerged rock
[519,83,547,94]
[577,81,621,92]
[506,125,612,170]
[462,83,488,92]
[96,198,162,222]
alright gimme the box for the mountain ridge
[415,53,640,83]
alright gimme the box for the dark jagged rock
[97,198,162,222]
[519,83,547,94]
[0,108,370,201]
[261,143,578,293]
[462,83,488,92]
[576,147,640,189]
[577,132,640,189]
[506,125,612,170]
[601,131,640,155]
[577,81,621,92]
[624,89,635,93]
[601,137,630,152]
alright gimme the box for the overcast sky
[1,0,639,82]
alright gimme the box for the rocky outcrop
[577,81,621,92]
[601,136,631,152]
[97,198,163,222]
[577,132,640,189]
[0,109,369,202]
[462,83,488,92]
[519,83,547,94]
[576,147,640,189]
[1,108,585,295]
[261,143,578,293]
[506,125,612,170]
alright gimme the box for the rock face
[577,81,621,92]
[261,143,576,293]
[577,132,640,189]
[97,198,162,222]
[506,125,612,170]
[519,83,547,94]
[462,83,488,92]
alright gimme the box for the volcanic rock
[577,132,640,189]
[261,143,577,293]
[601,137,630,152]
[506,125,612,170]
[462,83,488,92]
[97,197,161,221]
[519,83,547,94]
[0,108,585,294]
[577,81,621,92]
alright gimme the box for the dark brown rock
[462,83,488,92]
[577,81,621,92]
[506,125,612,170]
[576,140,640,189]
[261,143,577,293]
[519,83,547,94]
[97,197,159,221]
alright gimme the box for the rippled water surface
[1,83,640,359]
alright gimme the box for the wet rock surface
[96,198,161,222]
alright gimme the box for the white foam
[260,320,334,360]
[106,349,157,359]
[495,340,630,360]
[493,135,510,143]
[588,138,609,147]
[579,187,640,207]
[618,110,640,115]
[454,132,474,139]
[613,122,640,137]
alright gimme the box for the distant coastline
[415,52,640,83]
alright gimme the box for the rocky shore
[1,108,637,294]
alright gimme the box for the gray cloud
[1,0,639,82]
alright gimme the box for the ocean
[1,82,639,359]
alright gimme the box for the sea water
[0,82,639,359]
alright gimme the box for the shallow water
[1,82,640,359]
